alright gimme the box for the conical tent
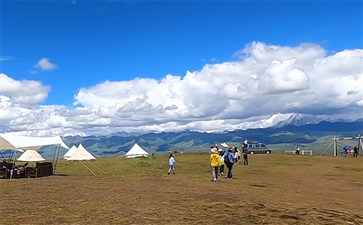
[66,144,105,177]
[17,150,45,162]
[67,144,96,161]
[125,143,149,158]
[63,145,77,159]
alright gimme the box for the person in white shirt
[168,153,176,175]
[243,138,248,148]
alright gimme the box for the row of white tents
[1,133,151,162]
[63,143,150,160]
[1,133,152,177]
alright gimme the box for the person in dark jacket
[224,148,235,179]
[242,148,248,165]
[353,145,359,157]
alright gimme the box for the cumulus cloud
[34,58,58,71]
[258,58,310,94]
[74,42,362,122]
[0,73,50,104]
[1,42,362,136]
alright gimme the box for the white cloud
[1,42,362,136]
[0,56,14,61]
[257,58,310,94]
[0,73,50,104]
[35,58,58,71]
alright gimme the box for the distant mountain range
[273,113,327,127]
[58,119,363,157]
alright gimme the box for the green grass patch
[1,153,362,225]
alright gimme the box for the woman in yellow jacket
[210,147,221,182]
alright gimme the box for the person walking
[242,148,249,165]
[224,148,235,179]
[210,147,220,182]
[167,153,176,175]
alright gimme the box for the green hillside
[53,120,363,158]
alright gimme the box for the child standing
[210,147,220,182]
[168,153,176,175]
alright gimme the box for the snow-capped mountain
[273,113,330,128]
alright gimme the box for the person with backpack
[224,148,235,179]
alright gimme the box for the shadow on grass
[53,173,69,176]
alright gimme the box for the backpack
[224,152,230,164]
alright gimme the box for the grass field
[1,153,362,225]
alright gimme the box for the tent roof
[0,134,69,150]
[63,145,77,159]
[67,143,96,161]
[17,150,45,162]
[125,143,149,157]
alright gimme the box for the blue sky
[2,0,361,105]
[1,0,362,136]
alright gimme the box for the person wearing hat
[210,147,220,182]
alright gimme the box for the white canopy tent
[17,150,45,162]
[0,133,69,176]
[0,134,69,151]
[124,143,149,158]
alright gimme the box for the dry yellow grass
[1,153,362,225]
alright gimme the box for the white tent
[220,143,229,148]
[0,134,69,179]
[67,144,96,161]
[66,144,105,176]
[63,145,77,159]
[125,143,149,158]
[0,134,69,150]
[17,150,45,162]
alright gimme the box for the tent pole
[52,145,61,174]
[9,150,17,181]
[87,161,107,174]
[80,161,96,176]
[51,145,57,165]
[359,134,362,156]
